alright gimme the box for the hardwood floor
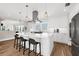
[0,39,39,56]
[51,42,72,56]
[0,39,72,56]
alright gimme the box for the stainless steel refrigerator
[70,13,79,56]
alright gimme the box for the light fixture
[18,11,22,22]
[64,3,70,12]
[45,11,47,14]
[25,4,29,21]
[44,11,48,20]
[65,3,70,7]
[18,11,22,14]
[25,16,28,18]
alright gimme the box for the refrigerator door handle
[72,41,79,47]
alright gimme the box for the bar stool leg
[23,41,26,55]
[35,44,37,56]
[33,45,35,55]
[14,39,16,48]
[33,45,34,52]
[16,39,18,49]
[39,43,41,56]
[28,42,30,56]
[19,39,21,52]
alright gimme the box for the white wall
[48,16,69,35]
[69,4,79,22]
[47,3,79,37]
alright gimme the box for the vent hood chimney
[28,10,41,22]
[65,3,70,7]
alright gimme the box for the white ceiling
[0,3,76,21]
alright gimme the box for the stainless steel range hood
[27,10,41,23]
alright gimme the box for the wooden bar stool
[14,34,20,49]
[28,38,41,56]
[19,37,28,55]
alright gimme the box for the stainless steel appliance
[70,13,79,56]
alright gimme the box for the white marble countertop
[16,32,71,56]
[17,32,53,56]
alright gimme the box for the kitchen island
[18,32,71,56]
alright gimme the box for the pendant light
[44,3,48,20]
[25,4,29,21]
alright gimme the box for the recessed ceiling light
[19,12,22,14]
[25,16,28,18]
[45,11,47,14]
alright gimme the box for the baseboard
[0,37,14,42]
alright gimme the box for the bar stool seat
[28,38,41,56]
